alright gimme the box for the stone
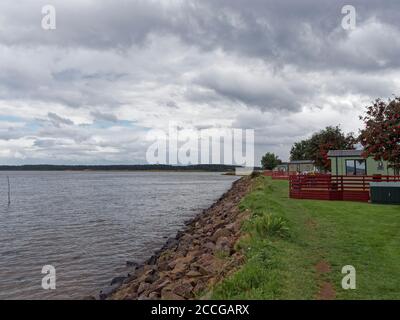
[187,270,202,277]
[157,261,171,272]
[215,236,231,253]
[144,272,159,284]
[169,253,195,272]
[143,265,157,275]
[126,260,139,268]
[190,250,202,258]
[175,230,184,239]
[123,274,138,285]
[213,220,225,231]
[145,255,158,265]
[162,238,179,250]
[225,222,239,233]
[170,262,187,280]
[181,234,193,242]
[193,281,206,294]
[185,277,198,286]
[122,293,138,300]
[153,279,171,292]
[193,264,209,276]
[172,282,194,299]
[110,276,126,286]
[175,247,188,256]
[197,253,214,266]
[99,284,119,300]
[148,292,160,299]
[161,291,185,300]
[204,242,215,251]
[211,228,231,242]
[137,282,150,295]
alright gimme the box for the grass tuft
[253,214,290,239]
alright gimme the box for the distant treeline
[0,164,247,172]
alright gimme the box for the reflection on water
[0,171,238,299]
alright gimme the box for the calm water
[0,171,238,300]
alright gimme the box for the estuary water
[0,171,238,299]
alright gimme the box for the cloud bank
[0,0,399,164]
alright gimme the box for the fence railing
[289,174,400,202]
[264,170,297,180]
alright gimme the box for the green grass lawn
[211,176,400,300]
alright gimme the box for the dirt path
[304,216,336,300]
[315,260,336,300]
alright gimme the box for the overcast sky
[0,0,399,165]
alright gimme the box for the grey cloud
[90,111,118,122]
[33,138,61,148]
[194,69,304,111]
[0,1,400,164]
[0,127,26,141]
[165,101,179,109]
[2,0,400,73]
[47,112,74,127]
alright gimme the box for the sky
[0,0,399,165]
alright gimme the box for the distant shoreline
[0,170,236,174]
[0,164,250,172]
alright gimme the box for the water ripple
[0,171,238,299]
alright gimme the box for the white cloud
[0,1,399,165]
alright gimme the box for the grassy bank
[211,176,400,300]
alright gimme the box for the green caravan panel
[329,156,394,176]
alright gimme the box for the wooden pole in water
[7,176,10,206]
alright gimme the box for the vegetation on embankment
[211,177,400,300]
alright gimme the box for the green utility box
[370,182,400,204]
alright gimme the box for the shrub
[251,171,262,179]
[254,214,290,239]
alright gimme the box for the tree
[290,126,355,170]
[358,97,400,174]
[261,152,281,170]
[290,140,312,161]
[308,126,355,170]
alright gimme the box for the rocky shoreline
[96,175,253,300]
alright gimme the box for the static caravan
[327,150,395,176]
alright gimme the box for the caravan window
[346,159,367,176]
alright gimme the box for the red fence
[263,170,273,177]
[266,171,297,180]
[289,174,400,202]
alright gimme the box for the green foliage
[290,140,312,161]
[250,171,262,179]
[253,214,290,239]
[261,152,281,170]
[359,97,400,173]
[290,126,355,170]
